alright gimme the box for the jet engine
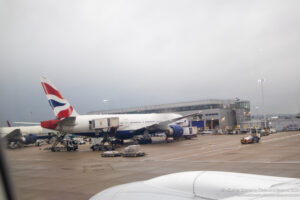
[21,134,38,145]
[166,125,184,139]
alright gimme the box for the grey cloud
[0,0,300,125]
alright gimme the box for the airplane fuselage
[59,113,182,139]
[0,126,56,138]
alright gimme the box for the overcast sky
[0,0,299,125]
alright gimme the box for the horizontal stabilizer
[57,117,77,127]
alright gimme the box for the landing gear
[135,130,152,144]
[164,130,174,143]
[143,130,152,144]
[136,137,152,144]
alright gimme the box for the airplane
[89,171,300,200]
[0,123,57,149]
[40,76,200,151]
[6,120,11,127]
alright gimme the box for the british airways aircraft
[40,77,198,149]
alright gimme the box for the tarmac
[5,131,300,200]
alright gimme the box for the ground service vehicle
[241,128,261,144]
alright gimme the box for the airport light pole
[258,79,267,128]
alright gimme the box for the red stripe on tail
[56,106,74,119]
[41,82,64,99]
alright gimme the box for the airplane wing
[12,122,40,125]
[90,171,300,200]
[139,112,201,132]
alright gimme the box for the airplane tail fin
[7,120,11,127]
[40,76,79,119]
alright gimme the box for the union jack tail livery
[40,76,79,119]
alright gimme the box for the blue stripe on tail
[48,99,66,108]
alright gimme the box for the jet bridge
[91,117,119,129]
[90,117,119,135]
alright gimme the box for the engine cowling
[167,125,184,139]
[21,134,38,144]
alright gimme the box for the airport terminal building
[89,99,251,131]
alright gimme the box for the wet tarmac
[5,131,300,200]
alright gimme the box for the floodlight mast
[258,79,267,128]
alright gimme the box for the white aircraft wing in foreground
[90,171,300,200]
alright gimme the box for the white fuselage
[61,113,182,138]
[0,126,56,138]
